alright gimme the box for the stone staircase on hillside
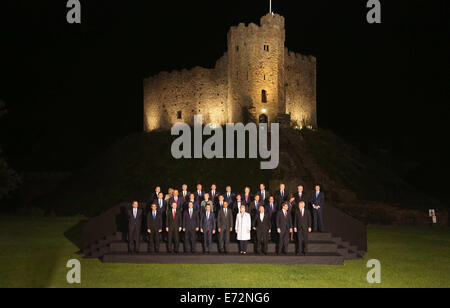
[84,231,365,265]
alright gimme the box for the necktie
[153,211,156,219]
[183,191,186,197]
[173,210,176,220]
[133,209,137,219]
[262,191,265,200]
[159,199,162,207]
[284,211,287,218]
[270,203,273,211]
[189,210,192,218]
[224,208,227,216]
[302,210,304,218]
[207,212,209,220]
[281,190,284,197]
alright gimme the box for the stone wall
[285,50,317,128]
[143,56,228,131]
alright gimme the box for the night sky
[1,1,449,198]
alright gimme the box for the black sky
[0,0,449,194]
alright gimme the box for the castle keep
[143,13,316,131]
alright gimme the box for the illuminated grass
[0,216,449,288]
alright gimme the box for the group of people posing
[127,183,325,256]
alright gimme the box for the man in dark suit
[252,205,271,255]
[210,184,220,206]
[180,184,190,205]
[294,185,306,206]
[200,204,216,254]
[224,186,236,206]
[154,192,167,214]
[249,194,262,217]
[182,201,200,253]
[266,196,278,242]
[216,195,225,211]
[145,186,161,215]
[169,190,183,210]
[276,203,293,255]
[184,193,200,212]
[217,201,233,254]
[274,184,289,208]
[146,203,163,253]
[194,184,205,203]
[256,183,271,205]
[310,185,325,232]
[127,201,143,254]
[166,202,182,253]
[150,187,161,205]
[154,192,167,242]
[233,194,245,214]
[293,201,312,256]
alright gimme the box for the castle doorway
[259,114,268,124]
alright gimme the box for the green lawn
[0,216,449,288]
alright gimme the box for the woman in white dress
[235,204,251,254]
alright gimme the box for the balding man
[293,201,312,256]
[275,184,289,208]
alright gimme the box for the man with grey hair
[200,204,216,254]
[293,201,312,256]
[295,185,306,205]
[275,183,289,208]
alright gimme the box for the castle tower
[143,12,316,132]
[227,13,286,124]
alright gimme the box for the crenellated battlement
[260,13,285,29]
[286,50,316,63]
[228,13,285,38]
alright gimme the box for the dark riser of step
[102,252,345,265]
[109,240,338,254]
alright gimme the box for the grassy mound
[36,128,445,220]
[37,131,273,216]
[297,128,442,209]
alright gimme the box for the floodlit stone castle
[143,13,316,131]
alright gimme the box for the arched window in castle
[262,90,267,103]
[177,111,182,120]
[236,45,239,52]
[264,45,270,52]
